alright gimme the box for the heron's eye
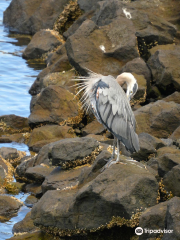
[130,91,133,93]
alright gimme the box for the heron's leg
[111,136,116,159]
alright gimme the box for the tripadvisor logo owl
[135,227,143,235]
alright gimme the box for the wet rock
[32,161,158,233]
[29,45,72,96]
[139,201,168,240]
[0,114,29,136]
[163,165,180,197]
[65,18,138,76]
[51,137,99,167]
[132,133,165,161]
[27,125,75,152]
[28,85,79,127]
[0,147,19,160]
[25,195,38,207]
[25,165,55,183]
[3,0,70,34]
[13,211,38,234]
[82,120,105,136]
[162,197,180,240]
[25,183,42,197]
[119,57,151,88]
[0,195,23,222]
[42,166,84,193]
[23,29,63,59]
[134,100,180,138]
[148,45,180,94]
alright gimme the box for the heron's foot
[101,157,125,172]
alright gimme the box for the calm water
[0,0,45,117]
[0,1,45,239]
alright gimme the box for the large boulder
[0,115,29,136]
[27,125,75,152]
[134,100,180,138]
[65,18,139,76]
[51,137,99,168]
[29,45,72,96]
[31,161,158,236]
[22,29,63,59]
[13,211,38,234]
[148,45,180,94]
[28,85,79,127]
[0,195,23,222]
[163,165,180,197]
[3,0,70,34]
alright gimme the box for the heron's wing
[96,77,139,153]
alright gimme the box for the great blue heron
[75,70,140,168]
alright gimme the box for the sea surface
[0,0,45,117]
[0,1,45,239]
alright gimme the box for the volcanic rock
[28,85,79,127]
[32,161,158,233]
[23,29,62,59]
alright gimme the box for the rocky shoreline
[1,0,180,239]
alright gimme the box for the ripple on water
[0,0,46,118]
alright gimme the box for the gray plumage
[74,70,140,168]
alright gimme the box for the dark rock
[15,156,36,180]
[164,91,180,104]
[0,114,29,136]
[78,150,112,186]
[25,195,38,207]
[131,74,148,104]
[27,125,75,152]
[25,183,42,197]
[28,85,79,127]
[0,157,13,182]
[148,151,180,177]
[148,45,180,94]
[65,18,138,76]
[3,0,70,34]
[0,195,23,222]
[82,120,105,136]
[139,201,169,240]
[25,165,55,183]
[135,100,180,138]
[29,45,72,96]
[23,29,62,59]
[13,211,38,234]
[41,166,84,193]
[170,126,180,140]
[34,143,54,166]
[162,197,180,240]
[0,147,19,160]
[119,57,151,88]
[132,133,165,161]
[160,138,174,147]
[78,0,103,12]
[32,161,158,232]
[51,137,99,166]
[163,165,180,197]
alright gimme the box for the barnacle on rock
[53,0,82,35]
[60,146,102,170]
[157,179,173,203]
[37,210,141,238]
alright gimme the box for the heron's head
[116,72,138,101]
